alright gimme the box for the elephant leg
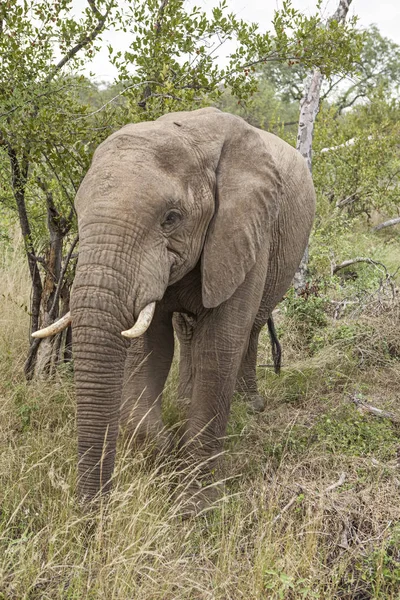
[174,313,195,402]
[120,306,174,451]
[236,322,266,413]
[180,289,262,513]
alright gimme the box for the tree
[0,0,118,376]
[306,92,400,279]
[314,93,400,222]
[293,0,355,292]
[256,24,400,115]
[109,0,362,121]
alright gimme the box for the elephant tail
[267,316,281,375]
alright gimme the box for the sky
[76,0,400,82]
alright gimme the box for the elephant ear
[201,113,282,308]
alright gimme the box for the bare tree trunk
[293,69,322,292]
[293,0,353,293]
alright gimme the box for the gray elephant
[33,108,315,511]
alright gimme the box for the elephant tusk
[31,311,72,338]
[121,302,156,339]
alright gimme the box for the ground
[1,236,400,599]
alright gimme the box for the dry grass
[1,239,400,599]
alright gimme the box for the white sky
[76,0,400,82]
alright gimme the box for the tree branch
[333,257,390,275]
[45,0,112,83]
[3,139,43,331]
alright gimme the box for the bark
[296,69,323,174]
[293,0,353,293]
[25,230,76,379]
[33,193,64,378]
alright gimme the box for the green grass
[1,238,400,598]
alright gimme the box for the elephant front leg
[120,306,174,453]
[179,306,254,514]
[174,313,195,403]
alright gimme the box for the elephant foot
[177,479,223,518]
[124,425,175,459]
[241,393,266,413]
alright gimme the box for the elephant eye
[161,209,182,230]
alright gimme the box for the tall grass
[1,235,400,599]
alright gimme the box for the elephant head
[34,108,282,500]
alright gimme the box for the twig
[72,81,161,120]
[272,495,298,524]
[272,472,347,524]
[330,299,359,320]
[335,191,359,208]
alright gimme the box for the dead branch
[272,495,299,524]
[273,472,347,524]
[335,191,359,208]
[324,472,346,493]
[350,394,399,422]
[320,135,373,153]
[372,217,400,232]
[333,257,390,275]
[333,257,398,302]
[330,299,359,320]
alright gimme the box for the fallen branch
[330,299,359,320]
[333,257,399,304]
[371,217,400,232]
[272,495,299,524]
[350,394,398,422]
[333,257,389,274]
[324,472,346,493]
[272,472,347,524]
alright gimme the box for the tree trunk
[293,0,353,292]
[25,181,76,379]
[33,215,64,378]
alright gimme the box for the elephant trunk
[72,283,132,500]
[69,215,169,500]
[70,221,139,500]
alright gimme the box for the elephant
[33,107,315,511]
